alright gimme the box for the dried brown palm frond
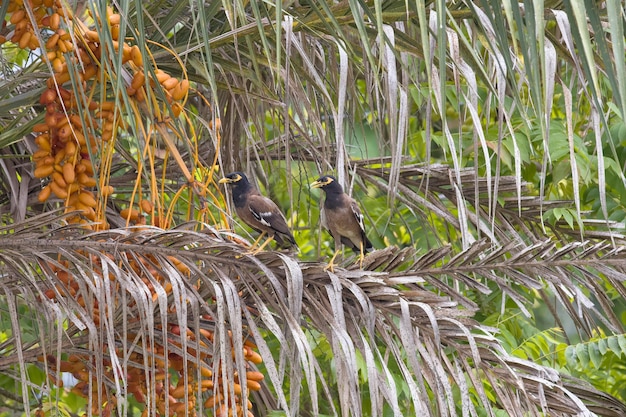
[0,210,624,416]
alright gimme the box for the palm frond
[0,211,624,416]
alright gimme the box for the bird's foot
[244,236,274,255]
[356,253,365,269]
[324,250,341,273]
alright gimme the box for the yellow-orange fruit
[131,72,145,90]
[38,185,52,202]
[111,25,119,41]
[28,35,39,50]
[130,45,142,66]
[57,87,72,101]
[140,199,153,213]
[46,33,60,50]
[18,31,32,49]
[16,17,29,31]
[204,394,222,409]
[39,89,57,105]
[200,379,214,390]
[76,203,96,220]
[58,29,70,42]
[34,164,54,178]
[161,77,178,90]
[50,13,61,30]
[55,115,69,129]
[78,191,96,207]
[53,149,67,165]
[69,115,83,128]
[77,173,96,187]
[134,88,145,102]
[76,47,91,64]
[60,39,73,53]
[74,130,86,146]
[58,125,72,140]
[84,30,99,42]
[100,102,115,111]
[81,65,97,82]
[101,185,115,196]
[155,70,170,84]
[120,208,140,221]
[209,118,222,130]
[246,379,261,391]
[64,140,77,157]
[33,149,50,160]
[52,171,67,188]
[172,102,183,117]
[170,84,182,100]
[10,30,21,44]
[36,156,54,169]
[109,14,121,25]
[46,50,57,61]
[57,38,68,53]
[171,79,189,100]
[66,183,81,196]
[49,181,68,199]
[121,44,133,63]
[200,367,213,378]
[79,159,94,175]
[52,57,64,73]
[245,371,264,381]
[10,10,26,25]
[63,163,76,184]
[33,123,50,133]
[170,383,192,398]
[244,347,262,364]
[49,71,71,87]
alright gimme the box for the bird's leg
[357,240,365,269]
[248,231,266,249]
[248,235,274,255]
[324,249,341,273]
[324,240,342,272]
[238,232,266,257]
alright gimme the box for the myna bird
[219,172,296,252]
[311,175,373,270]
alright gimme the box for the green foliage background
[2,0,626,415]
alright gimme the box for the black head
[218,172,250,186]
[310,175,343,193]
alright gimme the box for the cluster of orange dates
[40,255,264,417]
[3,1,262,416]
[2,0,189,228]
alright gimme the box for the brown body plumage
[311,175,372,267]
[219,172,296,249]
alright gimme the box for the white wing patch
[252,208,274,227]
[351,201,365,232]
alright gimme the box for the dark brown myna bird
[311,175,373,270]
[219,172,296,252]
